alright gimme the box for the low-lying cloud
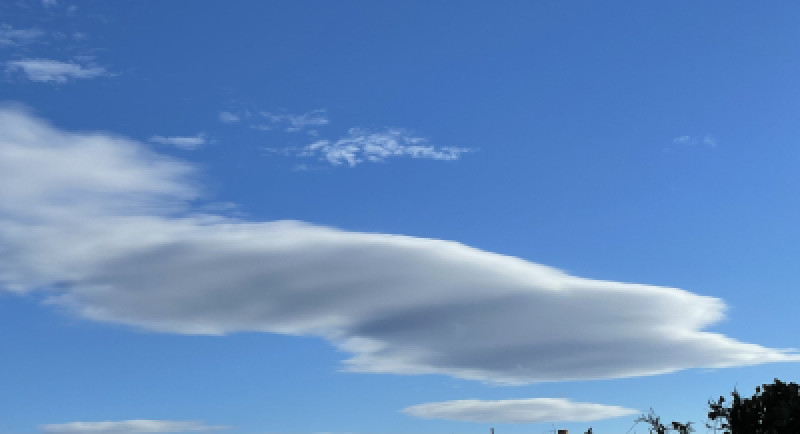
[402,398,638,424]
[1,105,798,385]
[41,419,227,433]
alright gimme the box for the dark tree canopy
[708,379,800,434]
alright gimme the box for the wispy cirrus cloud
[41,419,228,433]
[257,108,329,132]
[218,108,328,133]
[0,25,45,46]
[149,133,208,150]
[672,134,717,148]
[217,111,240,124]
[402,398,638,424]
[5,58,109,83]
[1,106,798,386]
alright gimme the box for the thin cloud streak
[5,58,108,83]
[0,25,45,46]
[402,398,639,424]
[149,134,208,150]
[41,419,228,433]
[1,106,798,386]
[217,111,240,124]
[258,109,329,132]
[672,134,717,148]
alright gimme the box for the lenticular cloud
[41,419,227,433]
[402,398,638,424]
[1,105,798,385]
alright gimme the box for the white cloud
[672,134,717,148]
[402,398,638,424]
[41,419,227,433]
[285,109,329,132]
[217,112,240,124]
[672,135,692,145]
[249,109,469,166]
[42,0,57,7]
[6,58,108,83]
[0,25,45,46]
[257,109,329,132]
[702,134,717,147]
[1,106,798,385]
[149,134,207,150]
[298,128,470,166]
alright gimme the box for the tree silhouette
[708,379,800,434]
[635,409,667,434]
[670,421,693,434]
[634,409,693,434]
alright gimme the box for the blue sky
[1,1,800,433]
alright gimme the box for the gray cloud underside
[1,105,798,385]
[402,398,638,424]
[41,419,227,433]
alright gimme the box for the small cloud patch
[258,109,329,132]
[149,133,208,150]
[5,58,109,83]
[217,111,240,124]
[270,128,471,167]
[672,134,717,148]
